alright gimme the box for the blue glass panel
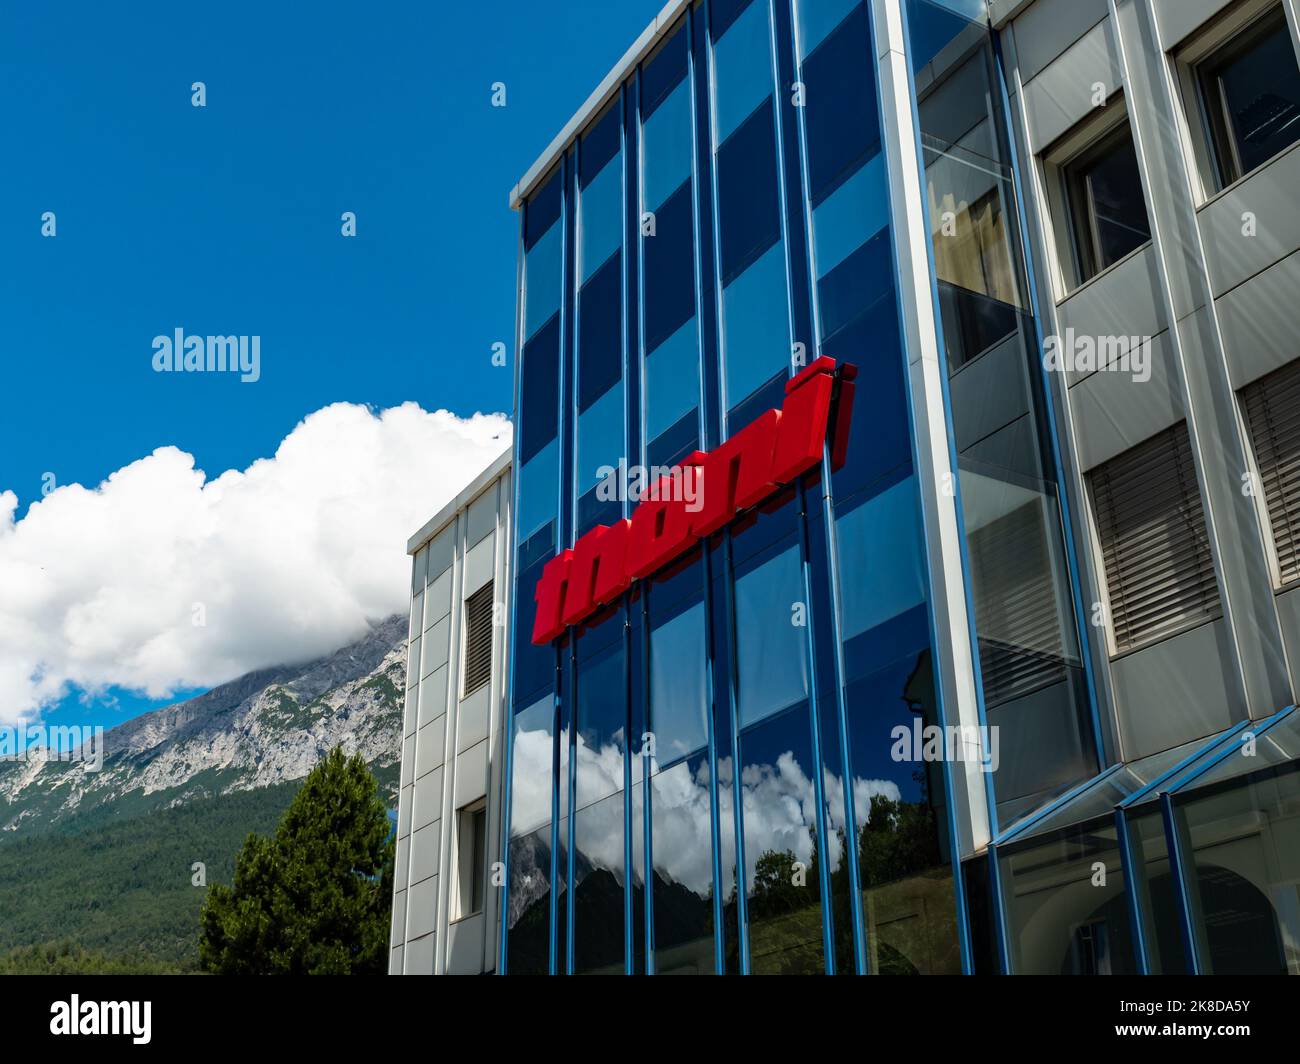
[715,96,781,284]
[643,180,696,354]
[906,0,979,73]
[645,315,700,447]
[649,754,717,973]
[518,437,558,546]
[816,227,893,345]
[823,297,910,501]
[577,483,622,538]
[737,706,826,974]
[840,651,963,973]
[836,478,927,642]
[712,0,773,144]
[734,543,809,730]
[801,2,879,203]
[579,102,621,187]
[642,78,693,214]
[513,559,556,700]
[524,220,563,340]
[576,643,627,809]
[572,792,626,973]
[647,410,700,472]
[580,156,622,284]
[577,252,622,411]
[729,374,787,441]
[506,826,552,974]
[649,598,709,767]
[722,239,789,413]
[642,18,689,118]
[577,386,623,495]
[794,0,861,60]
[520,313,559,465]
[511,695,555,836]
[812,153,888,279]
[525,170,561,250]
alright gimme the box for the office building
[391,448,511,974]
[497,0,1300,974]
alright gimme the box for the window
[1241,358,1300,587]
[1061,122,1151,284]
[1192,6,1300,190]
[462,581,494,697]
[454,800,487,921]
[1089,423,1221,654]
[733,542,809,729]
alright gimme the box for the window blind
[1089,422,1220,654]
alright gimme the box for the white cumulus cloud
[0,402,511,727]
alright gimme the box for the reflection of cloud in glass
[650,760,715,897]
[510,726,553,833]
[822,769,903,872]
[513,728,907,899]
[574,791,626,878]
[574,729,625,810]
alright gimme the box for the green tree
[198,748,394,974]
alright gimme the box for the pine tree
[198,748,394,974]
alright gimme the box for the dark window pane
[1066,126,1150,279]
[520,315,560,464]
[579,101,621,187]
[795,0,861,61]
[817,226,893,344]
[642,18,689,119]
[643,181,696,353]
[716,97,782,284]
[525,169,562,250]
[578,254,623,410]
[802,3,879,204]
[1200,10,1300,186]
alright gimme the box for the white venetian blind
[1241,359,1300,587]
[1089,422,1220,653]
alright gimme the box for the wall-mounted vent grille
[462,581,495,697]
[1089,423,1220,654]
[1241,358,1300,587]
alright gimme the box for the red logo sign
[531,356,856,644]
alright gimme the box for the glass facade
[499,0,1300,976]
[504,0,971,975]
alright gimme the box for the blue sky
[0,0,663,738]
